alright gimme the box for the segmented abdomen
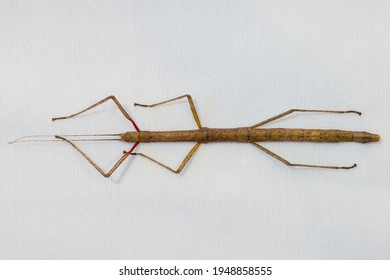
[251,128,379,143]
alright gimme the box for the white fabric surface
[0,0,389,259]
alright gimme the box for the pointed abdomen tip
[372,134,380,142]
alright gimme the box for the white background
[1,260,390,280]
[0,0,389,259]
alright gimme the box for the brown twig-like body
[10,95,380,177]
[120,128,379,143]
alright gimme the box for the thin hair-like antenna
[8,133,122,144]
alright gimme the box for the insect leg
[251,109,361,128]
[52,96,140,131]
[251,142,356,169]
[131,142,201,174]
[56,136,139,177]
[134,94,202,128]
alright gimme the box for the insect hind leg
[251,109,361,128]
[251,142,356,169]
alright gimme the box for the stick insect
[10,95,380,177]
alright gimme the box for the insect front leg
[56,136,140,178]
[52,95,140,131]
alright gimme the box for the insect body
[120,128,378,143]
[11,95,380,177]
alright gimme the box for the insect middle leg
[251,109,361,128]
[134,94,202,128]
[251,142,356,169]
[130,142,201,174]
[52,95,140,131]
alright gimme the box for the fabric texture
[0,0,389,259]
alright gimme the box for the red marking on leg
[128,117,140,132]
[125,142,139,156]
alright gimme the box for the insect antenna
[8,133,123,144]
